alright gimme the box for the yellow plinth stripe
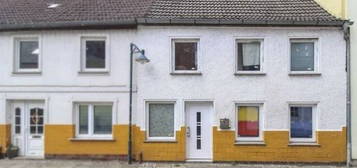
[45,125,128,155]
[133,126,186,161]
[213,127,346,162]
[0,124,10,153]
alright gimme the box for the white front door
[11,101,44,157]
[186,102,213,161]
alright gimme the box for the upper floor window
[290,105,316,143]
[290,39,318,72]
[236,39,263,72]
[147,102,175,140]
[14,37,41,73]
[236,104,263,142]
[76,103,113,138]
[172,39,199,73]
[81,37,108,72]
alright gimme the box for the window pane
[290,107,313,138]
[79,105,89,134]
[291,42,314,71]
[38,126,43,134]
[238,42,260,71]
[30,126,36,134]
[93,105,112,134]
[149,104,175,137]
[175,42,197,71]
[86,41,106,69]
[237,106,259,137]
[15,126,21,134]
[19,41,39,69]
[15,108,21,116]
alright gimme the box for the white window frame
[288,104,317,143]
[146,101,176,141]
[80,36,109,73]
[289,38,319,74]
[75,102,114,138]
[13,37,42,73]
[235,103,264,142]
[235,39,264,74]
[171,38,201,74]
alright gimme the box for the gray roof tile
[146,0,341,22]
[0,0,346,30]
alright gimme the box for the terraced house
[0,0,352,163]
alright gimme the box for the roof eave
[0,20,137,31]
[137,18,347,27]
[0,18,349,31]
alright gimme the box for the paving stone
[0,159,348,168]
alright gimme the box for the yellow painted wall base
[133,126,186,161]
[213,127,346,162]
[44,125,345,162]
[0,124,10,153]
[45,125,128,156]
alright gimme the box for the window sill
[69,137,115,142]
[78,71,110,75]
[12,71,42,75]
[234,72,266,76]
[288,142,320,147]
[234,141,266,146]
[170,72,202,76]
[288,72,321,76]
[144,140,177,143]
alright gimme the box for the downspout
[344,20,353,167]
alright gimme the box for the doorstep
[11,156,44,160]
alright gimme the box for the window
[76,103,113,137]
[147,102,175,139]
[237,40,263,72]
[172,39,199,72]
[14,108,21,134]
[236,104,263,141]
[14,38,40,72]
[290,105,316,142]
[81,37,107,72]
[290,39,318,72]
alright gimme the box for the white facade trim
[235,102,265,142]
[170,37,201,74]
[145,100,177,141]
[79,35,110,73]
[288,37,320,74]
[12,35,42,74]
[234,37,265,74]
[73,102,115,139]
[288,103,318,143]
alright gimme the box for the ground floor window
[236,104,263,141]
[76,103,113,137]
[290,105,316,142]
[147,102,175,140]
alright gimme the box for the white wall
[0,26,347,131]
[0,30,137,125]
[135,26,346,131]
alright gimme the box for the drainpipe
[344,20,353,167]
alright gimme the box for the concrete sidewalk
[0,159,348,168]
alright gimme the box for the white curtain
[242,43,260,66]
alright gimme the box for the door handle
[186,126,190,137]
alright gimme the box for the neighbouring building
[350,0,357,164]
[0,0,350,163]
[315,0,357,164]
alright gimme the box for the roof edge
[0,18,351,31]
[137,18,348,27]
[0,20,137,31]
